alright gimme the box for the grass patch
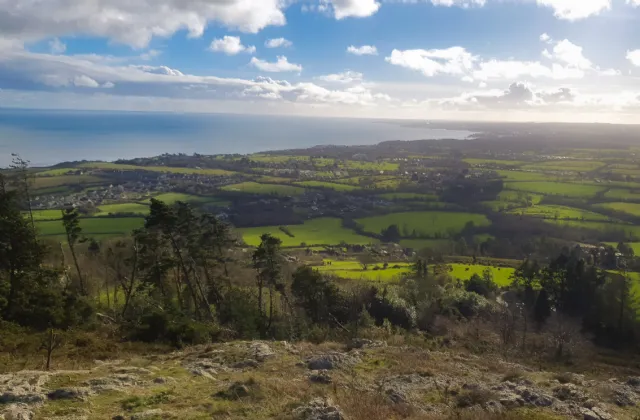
[595,202,640,217]
[495,170,563,182]
[448,264,515,287]
[316,260,413,282]
[35,168,79,176]
[36,217,144,239]
[544,220,640,239]
[79,162,236,176]
[30,209,64,221]
[149,193,217,205]
[239,218,378,247]
[505,181,605,198]
[464,158,526,167]
[604,189,640,201]
[344,160,399,172]
[378,193,437,201]
[521,160,606,172]
[295,181,359,192]
[96,203,150,216]
[221,182,305,196]
[33,175,106,190]
[399,238,452,250]
[507,205,613,222]
[356,211,490,238]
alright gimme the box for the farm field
[495,170,565,182]
[378,193,437,201]
[604,242,640,255]
[33,175,106,190]
[30,209,63,221]
[149,193,218,205]
[356,211,491,238]
[343,160,399,172]
[95,203,150,216]
[463,158,526,167]
[604,189,640,201]
[35,168,78,176]
[294,181,359,191]
[521,160,606,172]
[595,202,640,217]
[79,162,236,176]
[238,218,378,247]
[221,182,305,196]
[447,264,516,287]
[504,181,605,198]
[399,238,453,250]
[316,260,412,282]
[507,204,613,221]
[544,220,640,239]
[36,217,144,239]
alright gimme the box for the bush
[456,388,497,408]
[130,310,219,347]
[217,287,261,339]
[441,288,495,319]
[465,273,497,297]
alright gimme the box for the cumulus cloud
[627,50,640,66]
[544,39,591,69]
[0,0,286,48]
[49,38,66,54]
[347,45,378,55]
[535,0,611,20]
[249,56,302,72]
[132,65,185,76]
[316,71,364,83]
[628,0,640,5]
[324,0,381,19]
[265,38,293,48]
[385,47,476,77]
[140,50,162,61]
[539,33,552,43]
[209,36,256,55]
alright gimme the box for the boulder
[47,387,92,401]
[130,409,165,419]
[293,398,345,420]
[232,359,260,369]
[309,371,332,384]
[307,352,360,370]
[249,342,275,362]
[1,404,34,420]
[612,388,636,407]
[553,384,586,402]
[348,339,386,350]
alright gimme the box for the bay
[0,108,473,167]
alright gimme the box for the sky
[1,0,640,123]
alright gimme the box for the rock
[499,394,524,408]
[112,416,126,420]
[1,404,34,420]
[130,409,164,419]
[307,352,360,370]
[152,377,176,385]
[309,371,332,384]
[293,398,345,420]
[553,384,586,402]
[591,407,612,420]
[47,387,92,401]
[249,342,275,362]
[232,359,260,369]
[582,408,600,420]
[348,339,386,350]
[184,360,227,379]
[0,372,49,405]
[84,374,146,393]
[228,383,250,398]
[612,388,636,406]
[627,377,640,387]
[385,389,406,404]
[112,367,152,376]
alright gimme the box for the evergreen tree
[62,207,86,295]
[252,234,283,337]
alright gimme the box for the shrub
[456,388,497,408]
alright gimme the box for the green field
[495,170,563,182]
[35,168,79,176]
[399,238,453,250]
[464,158,526,167]
[378,193,437,201]
[149,193,217,205]
[595,202,640,217]
[356,211,491,238]
[521,160,606,172]
[294,181,359,192]
[544,220,640,239]
[507,205,612,221]
[316,260,412,282]
[344,160,399,172]
[239,218,378,247]
[33,175,106,190]
[248,154,310,163]
[505,181,605,198]
[36,217,144,239]
[221,182,305,196]
[604,242,640,255]
[79,162,235,176]
[604,189,640,201]
[96,203,150,216]
[30,209,64,221]
[448,264,515,287]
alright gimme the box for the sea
[0,108,474,167]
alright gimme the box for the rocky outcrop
[293,398,345,420]
[306,352,360,370]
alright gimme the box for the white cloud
[132,65,185,76]
[316,71,364,83]
[102,81,115,88]
[140,49,162,61]
[209,36,256,55]
[265,38,293,48]
[428,0,486,6]
[0,0,286,48]
[385,47,476,77]
[535,0,611,20]
[539,33,552,43]
[347,45,378,56]
[49,38,66,54]
[324,0,381,19]
[627,50,640,66]
[249,56,302,72]
[544,39,591,69]
[628,0,640,5]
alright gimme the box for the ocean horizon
[0,108,474,167]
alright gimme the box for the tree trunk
[257,275,264,338]
[170,236,200,318]
[67,241,85,295]
[121,241,138,318]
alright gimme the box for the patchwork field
[316,260,412,282]
[544,219,640,239]
[448,264,516,287]
[463,158,526,167]
[378,193,437,201]
[221,182,305,196]
[294,181,359,191]
[149,193,217,205]
[238,218,378,247]
[30,209,64,221]
[505,181,605,198]
[95,203,150,216]
[604,189,640,201]
[595,202,640,217]
[521,160,606,172]
[495,170,564,182]
[33,175,106,190]
[507,205,613,221]
[356,211,491,238]
[399,238,453,250]
[36,217,144,239]
[79,162,235,176]
[604,242,640,255]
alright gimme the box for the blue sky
[0,0,639,122]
